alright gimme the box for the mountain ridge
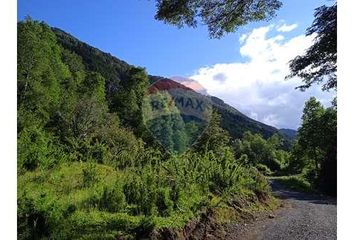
[52,27,295,143]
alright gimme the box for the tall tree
[18,18,70,130]
[293,97,337,195]
[297,97,325,173]
[59,48,86,114]
[287,3,337,91]
[112,67,150,133]
[154,0,282,38]
[194,111,231,153]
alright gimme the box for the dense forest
[17,14,336,240]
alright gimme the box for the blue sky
[18,0,335,129]
[18,0,328,76]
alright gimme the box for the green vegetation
[287,97,337,195]
[287,3,337,91]
[210,96,282,142]
[262,97,337,196]
[233,131,290,174]
[17,4,337,236]
[141,84,213,154]
[154,0,282,38]
[53,27,285,143]
[18,19,275,239]
[18,154,273,239]
[271,176,312,193]
[283,2,337,196]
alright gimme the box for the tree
[48,69,107,143]
[59,48,86,114]
[296,97,325,173]
[154,0,282,38]
[80,72,106,103]
[194,111,231,153]
[17,19,73,171]
[287,3,337,91]
[285,3,337,193]
[18,18,70,130]
[318,107,336,195]
[233,131,284,171]
[112,67,149,133]
[292,97,337,195]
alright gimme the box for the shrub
[82,163,100,187]
[123,168,159,216]
[99,184,126,212]
[18,196,50,240]
[18,126,64,171]
[18,150,273,239]
[248,168,271,201]
[276,175,312,192]
[207,149,244,195]
[256,163,273,176]
[303,167,318,185]
[155,188,174,217]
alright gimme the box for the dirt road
[225,180,337,240]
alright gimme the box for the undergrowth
[18,148,273,239]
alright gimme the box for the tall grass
[18,147,271,239]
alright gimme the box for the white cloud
[239,33,248,43]
[189,23,334,129]
[262,114,280,126]
[277,23,298,32]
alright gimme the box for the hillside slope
[53,27,291,142]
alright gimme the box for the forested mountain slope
[53,27,292,142]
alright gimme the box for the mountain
[53,27,292,143]
[169,76,209,95]
[210,96,279,139]
[53,27,132,98]
[278,128,297,140]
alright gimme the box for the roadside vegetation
[17,2,337,237]
[269,176,312,193]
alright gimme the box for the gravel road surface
[225,180,337,240]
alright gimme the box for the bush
[276,175,312,193]
[18,196,50,240]
[155,188,174,217]
[248,168,272,201]
[263,155,282,172]
[256,163,273,176]
[82,163,100,187]
[99,184,126,212]
[63,97,144,169]
[207,149,245,195]
[18,149,273,239]
[303,167,318,185]
[18,126,65,171]
[233,131,289,173]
